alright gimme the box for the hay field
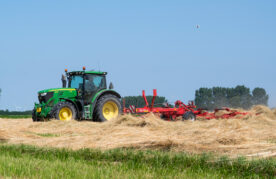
[1,105,276,157]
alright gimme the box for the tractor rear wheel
[182,111,196,121]
[52,102,77,121]
[94,94,122,122]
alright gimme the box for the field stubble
[0,105,276,158]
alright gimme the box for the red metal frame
[123,89,250,120]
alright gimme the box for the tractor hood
[38,88,76,94]
[37,88,77,104]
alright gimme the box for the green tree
[123,95,168,108]
[233,85,252,109]
[212,87,227,108]
[252,88,269,106]
[195,88,213,110]
[229,96,241,108]
[194,85,269,110]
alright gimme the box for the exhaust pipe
[62,74,67,88]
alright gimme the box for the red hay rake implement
[123,89,250,121]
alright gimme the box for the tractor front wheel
[94,94,122,122]
[51,102,77,121]
[182,111,196,121]
[32,109,39,122]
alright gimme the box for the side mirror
[62,74,67,88]
[109,82,114,89]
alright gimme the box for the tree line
[195,85,268,110]
[0,109,32,115]
[123,95,168,108]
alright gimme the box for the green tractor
[32,67,122,122]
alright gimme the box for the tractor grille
[38,92,54,104]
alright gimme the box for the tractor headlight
[40,92,47,96]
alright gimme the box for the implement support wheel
[182,111,196,121]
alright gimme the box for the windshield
[68,74,106,92]
[69,75,83,89]
[84,74,106,92]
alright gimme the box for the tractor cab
[66,69,108,104]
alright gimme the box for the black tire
[32,109,38,122]
[51,101,77,121]
[160,114,167,120]
[94,94,122,122]
[182,111,196,121]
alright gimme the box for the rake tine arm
[142,90,149,107]
[151,89,157,108]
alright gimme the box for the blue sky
[0,0,275,110]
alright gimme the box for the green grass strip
[0,115,32,119]
[0,144,275,178]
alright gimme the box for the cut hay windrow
[0,105,276,158]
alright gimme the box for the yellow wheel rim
[102,101,119,121]
[59,107,73,121]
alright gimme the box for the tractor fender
[59,98,81,118]
[90,90,121,115]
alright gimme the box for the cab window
[84,75,106,92]
[69,75,83,89]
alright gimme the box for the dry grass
[0,105,276,157]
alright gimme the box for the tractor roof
[85,71,107,75]
[68,71,107,75]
